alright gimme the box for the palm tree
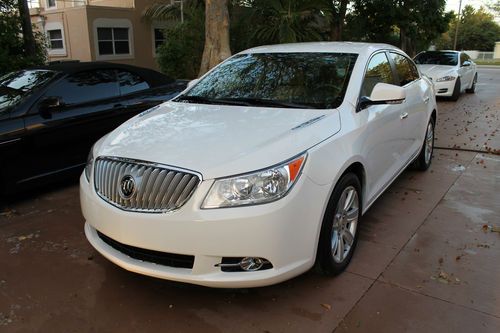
[144,0,231,76]
[245,0,328,44]
[143,0,204,23]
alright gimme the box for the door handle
[400,112,409,119]
[113,103,124,109]
[424,96,430,104]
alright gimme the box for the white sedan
[414,50,477,101]
[80,42,437,288]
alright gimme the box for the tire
[316,173,361,276]
[414,117,435,171]
[466,73,477,93]
[450,78,460,101]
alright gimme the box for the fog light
[240,257,264,271]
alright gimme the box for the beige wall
[31,0,163,71]
[88,0,135,8]
[86,5,160,70]
[494,42,500,59]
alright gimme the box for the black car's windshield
[176,52,358,109]
[414,51,458,66]
[0,69,57,115]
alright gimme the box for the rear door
[23,69,125,180]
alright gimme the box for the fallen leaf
[321,303,331,310]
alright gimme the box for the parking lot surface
[1,67,499,332]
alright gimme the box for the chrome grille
[94,157,201,213]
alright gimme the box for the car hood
[97,102,340,179]
[417,64,457,80]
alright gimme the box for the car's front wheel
[414,118,435,171]
[316,173,361,275]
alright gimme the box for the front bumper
[432,79,456,97]
[80,171,330,288]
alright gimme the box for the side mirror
[462,60,471,67]
[187,79,199,89]
[39,96,64,118]
[357,83,406,111]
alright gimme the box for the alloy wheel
[424,122,434,165]
[331,186,359,263]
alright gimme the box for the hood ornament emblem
[119,175,136,199]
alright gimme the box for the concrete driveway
[1,67,499,332]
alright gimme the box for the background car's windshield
[414,52,458,66]
[180,52,358,109]
[0,69,57,115]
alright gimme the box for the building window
[154,28,166,52]
[45,22,66,56]
[93,18,134,60]
[48,29,64,49]
[97,27,130,55]
[46,0,56,9]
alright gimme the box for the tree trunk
[198,0,231,76]
[330,0,349,41]
[18,0,36,56]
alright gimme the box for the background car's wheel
[450,78,461,101]
[316,173,361,276]
[414,118,435,171]
[466,73,477,93]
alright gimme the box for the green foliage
[242,0,327,44]
[0,0,47,75]
[437,5,500,51]
[346,0,452,55]
[145,0,205,79]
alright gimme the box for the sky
[446,0,492,12]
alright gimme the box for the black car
[0,62,187,195]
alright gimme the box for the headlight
[84,147,94,182]
[435,76,456,82]
[202,154,306,208]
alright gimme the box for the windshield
[0,69,57,115]
[176,52,358,109]
[414,52,458,66]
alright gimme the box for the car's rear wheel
[450,78,461,101]
[466,73,477,93]
[414,118,435,171]
[316,173,361,275]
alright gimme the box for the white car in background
[414,50,477,101]
[80,42,437,288]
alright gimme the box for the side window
[390,53,418,86]
[460,53,469,65]
[44,70,119,105]
[361,52,394,97]
[117,70,150,95]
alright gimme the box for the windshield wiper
[175,95,319,109]
[175,95,218,104]
[214,97,319,109]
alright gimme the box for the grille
[94,157,201,213]
[97,231,194,269]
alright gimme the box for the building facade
[30,0,173,71]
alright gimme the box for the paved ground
[1,68,499,332]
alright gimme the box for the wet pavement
[1,67,499,332]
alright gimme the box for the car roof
[239,42,402,56]
[419,50,459,53]
[29,61,174,86]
